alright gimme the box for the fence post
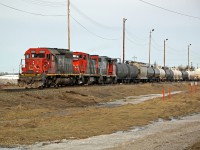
[190,82,193,96]
[162,85,165,101]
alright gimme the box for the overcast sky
[0,0,200,72]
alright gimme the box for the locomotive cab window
[47,54,51,60]
[31,53,37,58]
[38,50,45,58]
[73,55,80,60]
[38,53,45,58]
[25,54,30,59]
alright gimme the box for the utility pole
[68,0,70,50]
[188,44,191,70]
[148,29,154,66]
[132,56,137,62]
[164,39,168,68]
[122,18,127,63]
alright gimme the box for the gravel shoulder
[108,114,200,150]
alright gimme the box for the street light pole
[68,0,70,50]
[149,29,154,66]
[188,44,191,70]
[164,39,168,68]
[122,18,127,63]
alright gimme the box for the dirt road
[109,114,200,150]
[24,114,200,150]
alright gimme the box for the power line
[0,2,66,16]
[0,1,121,40]
[20,0,67,7]
[126,34,148,46]
[126,29,148,41]
[70,2,120,30]
[138,0,200,20]
[71,15,121,41]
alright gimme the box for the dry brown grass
[186,141,200,150]
[0,82,199,147]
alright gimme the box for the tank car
[171,69,182,81]
[158,68,166,81]
[165,68,174,81]
[132,62,148,82]
[195,68,200,80]
[186,70,196,81]
[115,61,139,83]
[182,71,189,81]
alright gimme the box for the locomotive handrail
[19,59,25,74]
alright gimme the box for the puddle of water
[99,91,183,107]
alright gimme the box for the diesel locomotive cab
[19,48,52,88]
[19,48,77,88]
[21,48,51,74]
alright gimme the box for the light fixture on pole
[149,29,154,66]
[164,38,168,68]
[188,44,191,70]
[122,18,127,63]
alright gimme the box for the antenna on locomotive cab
[68,0,70,50]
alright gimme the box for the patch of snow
[0,75,19,85]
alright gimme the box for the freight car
[115,61,138,83]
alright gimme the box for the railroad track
[0,81,195,94]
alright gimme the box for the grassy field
[0,82,199,147]
[186,141,200,150]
